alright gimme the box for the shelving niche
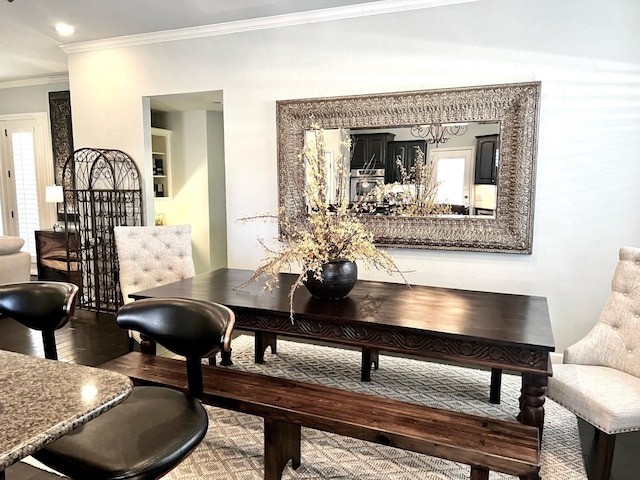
[151,127,172,199]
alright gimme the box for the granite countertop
[0,350,132,471]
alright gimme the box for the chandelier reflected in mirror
[410,123,468,146]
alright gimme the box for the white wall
[207,110,228,271]
[66,0,640,352]
[157,110,213,273]
[0,80,69,114]
[149,109,227,273]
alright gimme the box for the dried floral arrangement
[239,126,407,318]
[370,147,452,217]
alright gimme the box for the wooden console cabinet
[386,140,427,184]
[474,134,499,185]
[34,230,81,286]
[350,133,395,170]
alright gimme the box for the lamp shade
[45,185,64,203]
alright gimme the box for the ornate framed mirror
[277,81,541,253]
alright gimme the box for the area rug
[159,335,586,479]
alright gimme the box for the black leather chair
[6,292,235,480]
[0,281,78,360]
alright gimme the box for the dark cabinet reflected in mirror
[277,82,541,253]
[318,121,500,219]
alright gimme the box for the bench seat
[101,352,540,480]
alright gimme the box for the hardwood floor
[0,309,129,366]
[1,308,639,479]
[3,463,64,480]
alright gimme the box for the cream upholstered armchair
[0,236,31,284]
[114,224,195,347]
[547,246,640,480]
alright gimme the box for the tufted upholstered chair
[114,225,195,349]
[547,246,640,480]
[114,225,195,307]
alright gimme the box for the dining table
[130,267,555,434]
[0,349,132,478]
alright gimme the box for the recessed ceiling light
[55,23,75,36]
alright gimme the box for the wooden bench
[100,352,540,480]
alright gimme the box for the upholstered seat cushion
[549,363,640,434]
[34,386,208,480]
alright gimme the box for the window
[0,114,56,259]
[11,130,41,254]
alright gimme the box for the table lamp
[45,185,64,231]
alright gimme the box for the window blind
[11,130,41,256]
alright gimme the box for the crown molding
[61,0,478,54]
[0,73,69,90]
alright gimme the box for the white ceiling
[1,0,478,112]
[0,0,400,84]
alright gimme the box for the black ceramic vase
[304,260,357,300]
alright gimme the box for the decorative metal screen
[62,148,143,312]
[48,90,74,214]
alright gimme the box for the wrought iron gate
[61,148,142,312]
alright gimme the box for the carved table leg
[207,349,233,366]
[519,471,541,480]
[220,348,233,366]
[489,368,502,404]
[470,465,489,480]
[255,332,278,364]
[361,347,379,382]
[520,373,547,439]
[264,418,301,480]
[139,334,157,355]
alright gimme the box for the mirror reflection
[308,121,500,219]
[278,82,541,253]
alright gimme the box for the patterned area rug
[160,335,586,480]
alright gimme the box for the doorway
[429,147,474,209]
[144,91,227,273]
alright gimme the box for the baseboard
[550,352,563,364]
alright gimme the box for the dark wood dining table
[130,267,555,434]
[0,350,132,478]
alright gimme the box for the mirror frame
[276,81,541,254]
